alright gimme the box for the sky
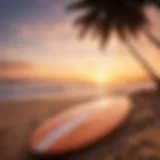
[0,0,160,85]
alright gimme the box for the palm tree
[67,0,160,89]
[144,28,160,48]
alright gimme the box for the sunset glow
[0,1,160,86]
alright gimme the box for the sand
[0,91,160,160]
[0,96,95,160]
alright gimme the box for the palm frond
[74,9,99,38]
[68,0,160,46]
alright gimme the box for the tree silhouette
[144,28,160,49]
[68,0,160,89]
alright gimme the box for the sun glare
[94,72,106,84]
[92,64,108,85]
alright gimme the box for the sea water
[0,82,98,101]
[0,82,156,102]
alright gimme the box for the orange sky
[0,3,160,86]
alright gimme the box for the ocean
[0,82,156,102]
[0,82,100,101]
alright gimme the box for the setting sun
[91,64,109,85]
[94,72,107,84]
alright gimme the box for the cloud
[19,20,72,41]
[0,61,33,70]
[13,17,160,73]
[0,60,35,80]
[18,18,104,57]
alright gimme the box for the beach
[0,96,96,160]
[0,88,160,160]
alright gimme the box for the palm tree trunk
[144,28,160,49]
[125,39,160,90]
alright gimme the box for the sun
[92,65,107,85]
[94,72,106,84]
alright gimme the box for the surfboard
[30,97,131,155]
